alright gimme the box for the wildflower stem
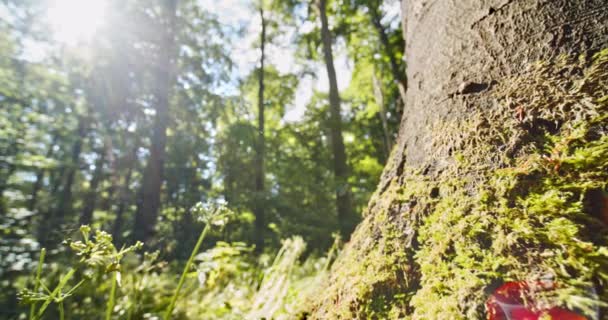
[58,301,64,320]
[29,248,46,320]
[105,272,118,320]
[163,223,210,320]
[35,268,76,320]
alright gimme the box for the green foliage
[1,0,400,318]
[164,203,236,319]
[18,226,142,320]
[12,220,335,319]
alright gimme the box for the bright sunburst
[47,0,107,45]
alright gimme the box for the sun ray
[47,0,106,45]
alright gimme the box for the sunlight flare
[47,0,106,45]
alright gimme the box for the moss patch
[309,49,608,319]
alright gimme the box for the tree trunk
[100,138,118,213]
[310,0,608,319]
[369,5,407,113]
[49,163,65,196]
[318,0,356,239]
[79,138,108,225]
[372,70,392,159]
[254,7,266,253]
[133,0,177,244]
[57,116,87,219]
[113,137,139,242]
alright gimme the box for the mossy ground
[308,49,608,319]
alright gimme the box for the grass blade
[29,248,46,320]
[163,224,210,320]
[105,272,117,320]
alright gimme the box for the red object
[546,308,587,320]
[511,308,541,320]
[486,281,587,320]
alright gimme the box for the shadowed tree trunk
[318,0,356,239]
[79,138,108,225]
[100,137,118,213]
[57,116,87,219]
[113,136,139,242]
[369,3,407,114]
[309,0,608,318]
[372,70,392,158]
[133,0,177,244]
[49,161,65,196]
[254,6,266,253]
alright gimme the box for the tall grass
[163,223,210,320]
[105,271,117,320]
[29,248,45,320]
[247,237,306,320]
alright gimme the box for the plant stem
[163,223,210,320]
[105,272,118,320]
[58,301,64,320]
[29,248,46,320]
[35,268,76,320]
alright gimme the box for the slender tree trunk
[254,7,266,253]
[100,138,117,213]
[113,167,132,241]
[49,163,65,196]
[133,0,177,243]
[310,0,608,318]
[369,6,407,111]
[372,70,392,158]
[79,138,108,225]
[318,0,356,239]
[112,137,139,241]
[56,116,86,219]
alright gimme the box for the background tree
[254,0,268,252]
[316,0,356,239]
[133,0,178,244]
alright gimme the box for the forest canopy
[0,0,405,318]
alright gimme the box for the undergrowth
[16,203,339,319]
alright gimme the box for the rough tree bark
[133,0,177,243]
[254,6,267,252]
[318,0,357,239]
[309,0,608,319]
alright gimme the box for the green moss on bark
[309,49,608,319]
